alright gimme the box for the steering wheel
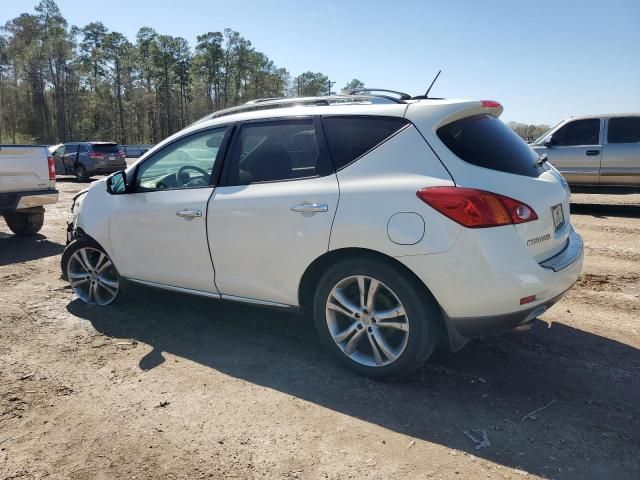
[176,165,210,188]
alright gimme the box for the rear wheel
[4,210,45,236]
[313,257,440,380]
[75,164,90,182]
[61,238,121,305]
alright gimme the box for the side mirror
[106,170,129,194]
[544,136,556,147]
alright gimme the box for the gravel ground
[1,178,639,480]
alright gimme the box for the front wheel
[61,238,121,305]
[313,258,441,380]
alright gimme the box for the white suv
[62,92,584,379]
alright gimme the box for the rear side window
[322,116,410,170]
[437,114,541,177]
[92,144,120,154]
[552,119,600,146]
[608,117,640,143]
[223,119,329,185]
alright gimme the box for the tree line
[0,1,365,145]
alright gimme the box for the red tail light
[89,151,102,159]
[118,150,126,158]
[47,156,56,180]
[481,100,502,109]
[416,187,538,228]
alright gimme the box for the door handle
[176,209,203,218]
[291,203,329,214]
[586,150,600,156]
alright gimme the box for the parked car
[61,93,583,379]
[0,144,58,235]
[121,144,154,158]
[530,114,640,187]
[51,141,127,182]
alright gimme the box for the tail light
[89,151,102,159]
[118,150,126,158]
[416,187,538,228]
[47,156,56,180]
[481,100,502,109]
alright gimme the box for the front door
[110,126,229,293]
[208,118,339,306]
[540,118,602,185]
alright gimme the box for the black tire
[313,257,441,380]
[61,237,123,305]
[4,210,45,236]
[75,164,90,182]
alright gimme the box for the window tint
[224,119,325,185]
[608,117,640,144]
[92,143,120,154]
[65,143,79,154]
[79,144,90,153]
[135,127,226,191]
[552,119,600,146]
[322,116,409,169]
[437,114,541,178]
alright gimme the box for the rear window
[322,116,409,170]
[437,114,541,178]
[92,144,120,154]
[608,117,640,144]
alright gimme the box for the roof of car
[567,113,639,120]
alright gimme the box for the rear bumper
[0,189,58,212]
[398,225,584,345]
[89,164,126,175]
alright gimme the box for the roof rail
[348,88,412,101]
[191,94,402,124]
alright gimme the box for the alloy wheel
[67,247,119,305]
[325,275,410,367]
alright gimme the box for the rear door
[540,118,603,185]
[52,145,65,174]
[207,117,339,306]
[601,116,640,186]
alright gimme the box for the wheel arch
[298,247,453,347]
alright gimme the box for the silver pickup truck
[0,145,58,235]
[531,114,640,187]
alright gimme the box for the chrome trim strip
[539,228,584,272]
[126,278,221,299]
[220,294,292,308]
[124,278,293,308]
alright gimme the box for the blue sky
[3,0,639,124]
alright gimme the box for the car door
[536,118,603,185]
[52,145,65,174]
[63,143,79,173]
[109,126,230,293]
[207,117,339,306]
[601,116,640,186]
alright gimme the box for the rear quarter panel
[329,124,459,256]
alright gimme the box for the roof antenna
[424,70,442,98]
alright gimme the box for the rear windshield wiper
[536,154,548,167]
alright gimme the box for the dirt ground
[1,178,639,480]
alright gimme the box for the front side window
[607,117,640,144]
[322,116,410,170]
[135,127,227,191]
[552,119,600,146]
[223,119,325,185]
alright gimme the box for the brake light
[416,187,538,228]
[47,156,56,180]
[89,151,102,159]
[481,100,502,109]
[118,150,126,158]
